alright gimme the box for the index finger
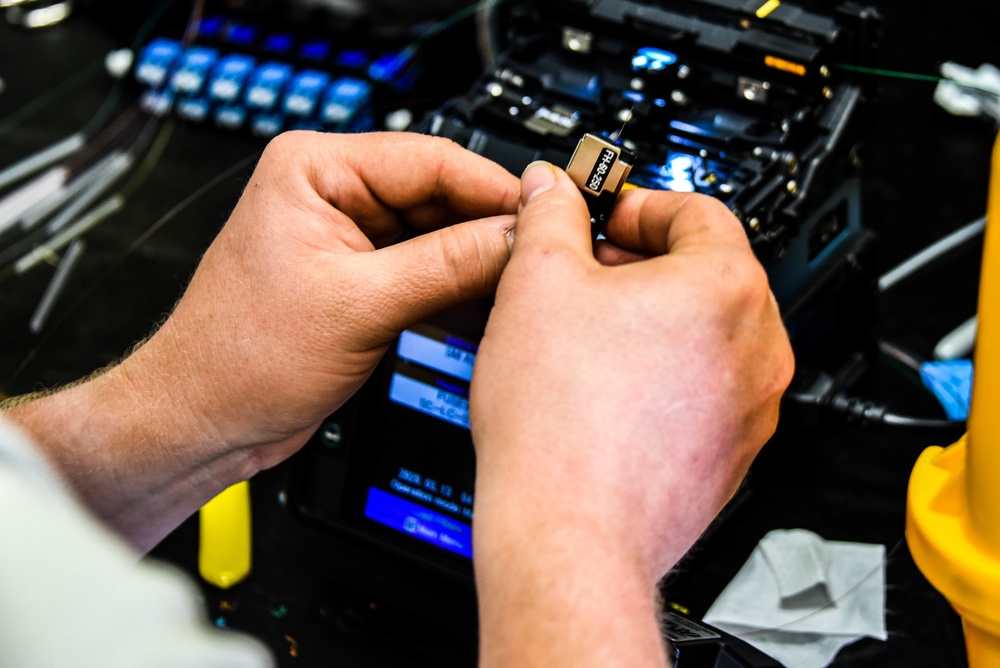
[307,131,520,225]
[602,189,751,257]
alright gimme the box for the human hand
[5,132,518,549]
[141,131,518,465]
[470,162,793,666]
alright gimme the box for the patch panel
[132,13,422,137]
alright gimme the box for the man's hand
[470,162,794,667]
[4,132,519,551]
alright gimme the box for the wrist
[3,356,256,551]
[473,467,669,667]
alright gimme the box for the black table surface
[1,2,997,666]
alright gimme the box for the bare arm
[470,163,794,666]
[3,131,520,553]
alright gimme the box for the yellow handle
[907,131,1000,667]
[198,480,252,589]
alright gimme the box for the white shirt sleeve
[0,418,274,668]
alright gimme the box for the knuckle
[711,251,771,308]
[777,335,796,390]
[680,192,744,234]
[424,134,461,154]
[513,241,578,272]
[261,130,311,158]
[436,227,475,281]
[506,243,585,294]
[736,256,772,303]
[696,192,738,220]
[257,130,324,177]
[432,226,499,299]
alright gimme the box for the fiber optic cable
[0,0,178,140]
[12,120,175,275]
[0,0,206,272]
[12,196,124,276]
[368,0,508,85]
[29,239,85,334]
[475,0,503,66]
[0,60,103,137]
[0,135,83,193]
[835,63,1000,98]
[0,103,140,226]
[0,91,165,267]
[17,150,128,232]
[0,0,191,193]
[2,147,256,388]
[878,215,985,292]
[44,153,134,235]
[0,165,70,236]
[0,106,142,250]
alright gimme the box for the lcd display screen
[361,323,479,559]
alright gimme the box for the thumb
[511,161,596,261]
[363,214,516,334]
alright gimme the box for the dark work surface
[1,2,996,666]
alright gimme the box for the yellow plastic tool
[907,132,1000,667]
[198,480,252,589]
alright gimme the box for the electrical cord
[784,386,963,430]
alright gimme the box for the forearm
[473,465,670,668]
[1,358,258,553]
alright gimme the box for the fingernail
[520,161,555,205]
[505,227,516,251]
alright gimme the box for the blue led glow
[321,77,373,125]
[368,50,414,83]
[136,38,181,88]
[176,96,210,122]
[632,47,677,71]
[284,70,330,116]
[245,62,292,110]
[250,112,285,138]
[669,119,706,135]
[263,33,294,53]
[197,16,223,39]
[669,154,694,172]
[209,54,255,102]
[654,98,667,108]
[623,90,645,103]
[337,49,368,68]
[665,178,696,193]
[140,89,174,117]
[171,47,219,94]
[300,40,332,60]
[226,23,257,45]
[214,104,246,130]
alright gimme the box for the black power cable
[784,388,963,430]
